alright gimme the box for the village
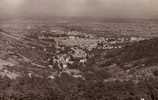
[32,26,150,79]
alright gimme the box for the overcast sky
[0,0,158,18]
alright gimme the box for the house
[48,75,55,80]
[63,64,68,69]
[80,59,87,64]
[69,36,76,39]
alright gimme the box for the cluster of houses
[36,28,149,70]
[36,28,148,52]
[97,36,147,50]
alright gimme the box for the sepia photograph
[0,0,158,100]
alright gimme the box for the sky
[0,0,158,18]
